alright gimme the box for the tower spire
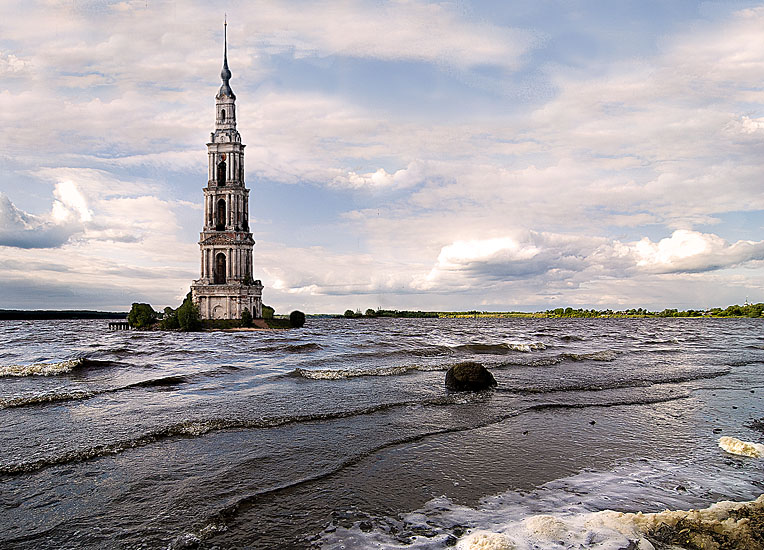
[219,15,234,98]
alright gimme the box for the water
[0,317,762,549]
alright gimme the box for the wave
[129,375,188,388]
[498,349,621,368]
[289,349,625,382]
[0,372,708,478]
[450,495,764,550]
[168,393,700,549]
[502,367,730,395]
[316,445,764,550]
[561,349,620,361]
[643,337,680,345]
[454,342,546,354]
[0,373,194,410]
[254,342,324,353]
[290,364,448,380]
[0,390,95,409]
[0,398,465,475]
[0,358,86,377]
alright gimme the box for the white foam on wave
[0,358,82,377]
[457,530,515,549]
[328,494,764,550]
[506,342,546,353]
[293,364,447,380]
[567,350,619,361]
[318,454,764,550]
[719,436,764,458]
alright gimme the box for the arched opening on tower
[214,253,227,284]
[216,198,226,231]
[217,161,226,186]
[221,108,226,121]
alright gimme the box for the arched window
[221,108,226,121]
[217,161,226,186]
[216,198,226,231]
[214,253,227,284]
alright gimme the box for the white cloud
[0,192,83,249]
[331,161,428,190]
[0,52,28,75]
[253,0,536,69]
[633,230,764,274]
[422,230,764,295]
[52,180,92,222]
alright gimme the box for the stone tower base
[191,281,263,320]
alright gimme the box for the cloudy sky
[1,0,764,313]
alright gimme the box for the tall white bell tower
[191,21,263,320]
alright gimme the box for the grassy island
[125,294,305,332]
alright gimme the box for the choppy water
[0,318,762,549]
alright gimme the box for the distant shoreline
[332,303,764,319]
[1,303,762,321]
[0,310,128,320]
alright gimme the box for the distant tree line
[339,304,764,319]
[343,308,438,318]
[544,303,764,318]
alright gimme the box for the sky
[1,0,764,313]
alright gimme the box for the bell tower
[191,20,263,320]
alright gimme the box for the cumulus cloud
[0,52,28,75]
[632,230,764,274]
[0,192,83,249]
[52,180,92,223]
[331,161,429,190]
[423,231,764,292]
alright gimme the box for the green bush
[161,306,180,330]
[128,303,157,329]
[265,318,291,329]
[241,308,253,327]
[289,310,306,328]
[344,309,355,318]
[262,304,275,319]
[365,308,377,317]
[176,293,201,332]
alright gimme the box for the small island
[126,294,305,331]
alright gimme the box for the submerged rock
[445,362,497,391]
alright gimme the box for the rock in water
[445,362,497,391]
